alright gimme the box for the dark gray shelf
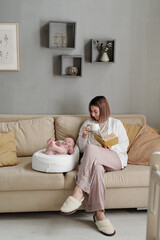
[49,21,76,49]
[90,39,115,63]
[61,55,82,77]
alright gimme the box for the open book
[93,132,118,147]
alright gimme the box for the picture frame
[0,23,20,71]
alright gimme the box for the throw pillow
[0,131,19,167]
[128,124,160,165]
[123,123,142,151]
[153,128,159,134]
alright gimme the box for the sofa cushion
[128,124,160,165]
[0,117,55,157]
[64,164,150,189]
[0,157,64,191]
[0,131,19,167]
[55,116,89,141]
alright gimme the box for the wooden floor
[0,209,147,240]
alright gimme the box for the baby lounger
[32,144,79,173]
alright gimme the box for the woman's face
[90,105,100,121]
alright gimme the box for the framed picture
[0,23,20,71]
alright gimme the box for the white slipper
[60,196,84,215]
[93,214,116,236]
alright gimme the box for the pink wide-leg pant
[76,144,122,212]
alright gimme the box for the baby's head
[64,137,75,148]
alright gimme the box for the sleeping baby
[44,137,75,155]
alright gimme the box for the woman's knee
[84,144,99,155]
[81,144,99,165]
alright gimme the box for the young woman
[60,96,129,236]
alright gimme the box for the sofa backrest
[55,114,146,141]
[0,116,55,157]
[0,114,146,157]
[0,114,146,125]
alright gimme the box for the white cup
[90,123,100,134]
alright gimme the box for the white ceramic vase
[100,52,109,62]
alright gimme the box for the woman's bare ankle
[72,185,84,202]
[96,210,106,221]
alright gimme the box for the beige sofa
[0,114,150,213]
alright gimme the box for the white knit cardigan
[76,117,129,169]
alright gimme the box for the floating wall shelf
[61,55,82,77]
[49,21,76,49]
[90,39,115,63]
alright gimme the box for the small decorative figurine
[68,66,78,76]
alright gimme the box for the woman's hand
[103,145,111,150]
[82,124,90,139]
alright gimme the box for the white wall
[0,0,160,129]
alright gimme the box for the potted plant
[96,41,112,62]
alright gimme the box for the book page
[103,133,116,141]
[93,132,118,147]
